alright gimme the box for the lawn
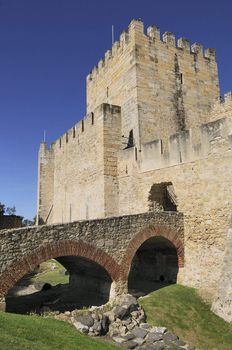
[0,311,120,350]
[139,284,232,350]
[30,259,69,286]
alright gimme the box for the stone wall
[211,219,232,322]
[118,112,232,299]
[37,104,121,224]
[0,211,184,298]
[87,20,219,148]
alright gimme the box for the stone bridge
[0,211,184,309]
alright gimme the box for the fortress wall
[135,24,220,144]
[87,20,220,149]
[37,143,54,224]
[212,219,232,322]
[118,116,232,298]
[37,104,121,224]
[52,107,105,223]
[86,22,139,146]
[103,105,122,217]
[208,92,232,130]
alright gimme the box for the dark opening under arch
[6,255,112,314]
[128,236,178,296]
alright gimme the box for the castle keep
[36,20,232,320]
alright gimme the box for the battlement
[119,115,232,175]
[87,19,217,84]
[212,91,232,109]
[42,104,121,154]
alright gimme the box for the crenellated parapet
[119,115,232,175]
[87,19,217,84]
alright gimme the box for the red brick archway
[120,225,184,280]
[0,240,121,297]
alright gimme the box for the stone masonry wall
[212,218,232,322]
[87,20,220,149]
[0,212,184,298]
[118,110,232,299]
[37,104,121,224]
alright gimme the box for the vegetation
[29,260,69,286]
[139,284,232,350]
[0,200,35,225]
[0,201,16,216]
[0,311,120,350]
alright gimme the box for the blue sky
[0,0,231,220]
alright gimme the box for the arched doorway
[128,236,179,296]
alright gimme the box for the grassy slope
[30,260,69,286]
[0,311,120,350]
[139,284,232,350]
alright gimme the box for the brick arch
[120,225,184,280]
[0,240,121,297]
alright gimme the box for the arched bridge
[0,211,184,310]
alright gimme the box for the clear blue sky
[0,0,231,220]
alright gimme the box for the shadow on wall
[128,236,179,297]
[148,182,177,212]
[6,256,112,315]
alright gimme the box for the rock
[122,333,134,341]
[132,326,148,339]
[101,314,109,335]
[125,340,138,349]
[122,317,132,326]
[163,331,178,343]
[146,332,163,342]
[151,326,167,334]
[71,319,89,334]
[74,314,94,327]
[140,322,151,329]
[104,310,116,322]
[153,340,165,350]
[92,321,102,333]
[114,294,138,320]
[121,294,138,308]
[64,311,71,316]
[113,337,127,344]
[134,337,145,345]
[142,345,158,350]
[114,305,128,319]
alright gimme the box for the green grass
[0,311,120,350]
[30,260,69,286]
[139,284,232,350]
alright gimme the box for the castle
[36,20,232,321]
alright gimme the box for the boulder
[74,314,94,327]
[125,340,138,349]
[71,319,89,334]
[132,326,148,339]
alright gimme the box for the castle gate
[0,211,184,310]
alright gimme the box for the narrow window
[180,73,183,84]
[160,139,163,154]
[59,138,62,148]
[106,87,109,97]
[82,120,84,132]
[91,112,94,125]
[73,127,76,138]
[66,133,68,143]
[135,147,138,161]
